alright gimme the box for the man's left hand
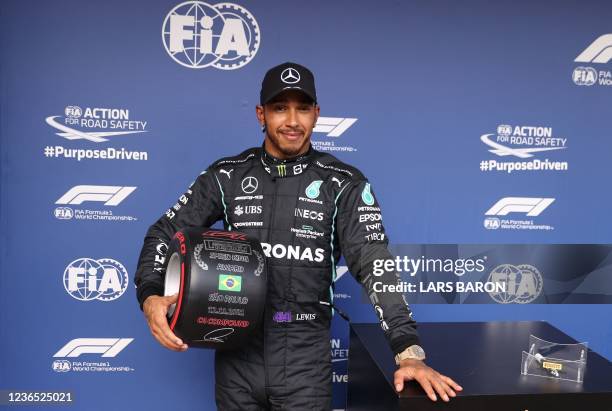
[394,359,463,402]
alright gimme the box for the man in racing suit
[135,62,461,410]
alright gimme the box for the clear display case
[521,335,588,383]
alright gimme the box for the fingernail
[443,395,449,402]
[432,395,437,401]
[395,384,401,392]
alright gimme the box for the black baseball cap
[260,62,317,105]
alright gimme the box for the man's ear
[255,104,265,127]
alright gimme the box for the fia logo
[572,67,598,86]
[487,264,543,304]
[162,2,260,70]
[483,217,501,230]
[55,207,74,220]
[63,258,129,301]
[52,360,72,372]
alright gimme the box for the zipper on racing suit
[263,173,278,399]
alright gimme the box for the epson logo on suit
[359,213,382,222]
[294,208,324,221]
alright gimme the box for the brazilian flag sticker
[219,275,242,292]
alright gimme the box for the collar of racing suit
[260,143,313,178]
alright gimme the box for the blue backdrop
[1,0,611,409]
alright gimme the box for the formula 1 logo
[575,34,612,64]
[312,117,359,152]
[572,34,612,87]
[63,258,129,302]
[56,186,136,206]
[314,117,358,137]
[53,338,133,358]
[162,1,260,70]
[485,197,555,217]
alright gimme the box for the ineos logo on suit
[295,208,324,221]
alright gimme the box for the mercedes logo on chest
[281,68,300,84]
[241,176,259,194]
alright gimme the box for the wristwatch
[395,344,426,365]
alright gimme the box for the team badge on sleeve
[361,183,375,205]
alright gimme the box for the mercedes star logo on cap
[280,68,300,84]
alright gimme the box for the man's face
[256,90,320,159]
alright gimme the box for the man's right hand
[143,294,188,352]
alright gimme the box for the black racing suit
[135,145,420,410]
